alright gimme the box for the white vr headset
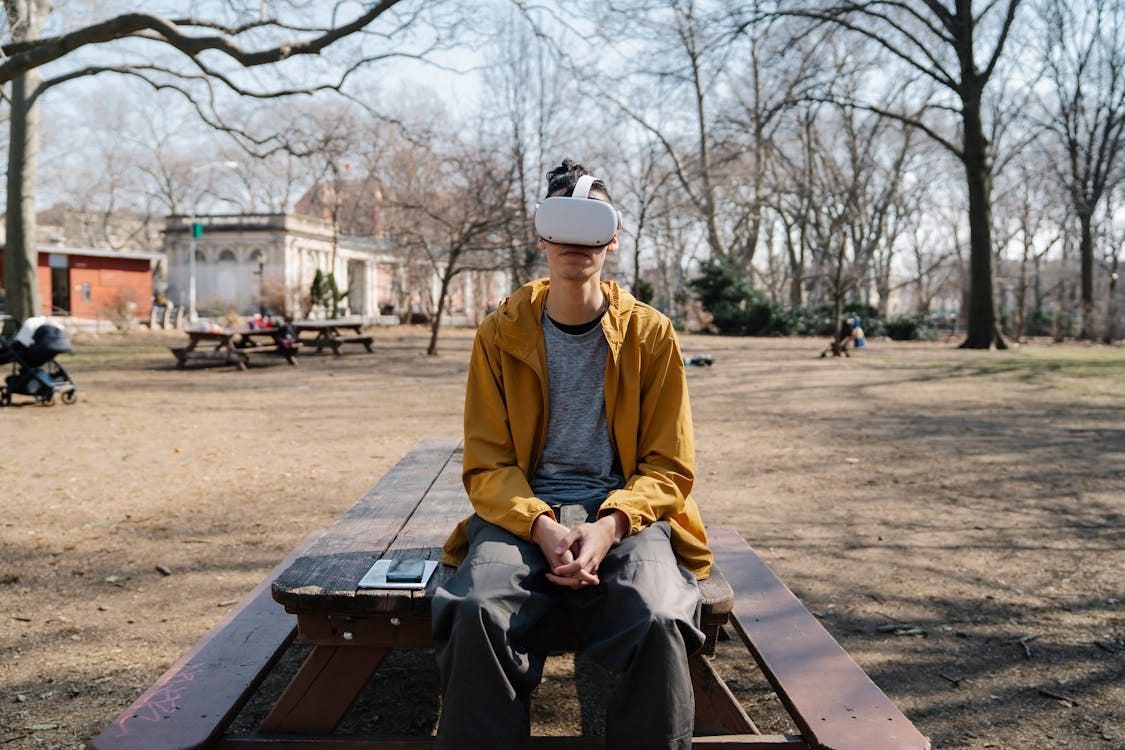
[534,174,621,247]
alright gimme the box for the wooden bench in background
[90,438,930,750]
[293,319,374,356]
[170,328,300,370]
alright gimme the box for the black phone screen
[386,558,426,583]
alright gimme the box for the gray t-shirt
[531,313,625,519]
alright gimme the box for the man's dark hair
[545,159,614,204]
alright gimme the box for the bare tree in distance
[34,87,159,253]
[1039,0,1125,339]
[715,3,824,277]
[754,0,1024,349]
[614,140,676,300]
[1001,153,1061,340]
[800,102,898,356]
[583,2,744,271]
[481,9,573,289]
[1101,184,1121,343]
[382,135,519,356]
[902,213,960,318]
[0,0,446,321]
[768,105,819,309]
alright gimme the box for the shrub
[885,316,919,340]
[633,278,655,304]
[885,313,939,341]
[103,294,138,332]
[779,307,823,336]
[686,260,783,335]
[1025,308,1053,337]
[688,259,750,334]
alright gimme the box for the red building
[1,246,164,319]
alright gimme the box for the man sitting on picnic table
[432,159,714,750]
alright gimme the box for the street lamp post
[253,249,266,318]
[186,160,238,323]
[187,214,199,322]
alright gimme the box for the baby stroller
[0,317,78,406]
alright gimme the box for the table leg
[259,645,389,732]
[690,652,760,735]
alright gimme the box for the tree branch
[805,94,964,158]
[0,2,405,84]
[764,5,959,90]
[981,1,1023,83]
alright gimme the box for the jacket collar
[494,278,634,364]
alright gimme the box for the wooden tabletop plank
[390,448,471,553]
[352,447,470,611]
[709,526,930,750]
[271,438,460,612]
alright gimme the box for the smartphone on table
[385,558,426,583]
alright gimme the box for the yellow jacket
[441,278,714,579]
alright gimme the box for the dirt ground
[1,325,1122,749]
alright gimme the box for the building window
[81,282,91,302]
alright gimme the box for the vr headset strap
[572,174,596,199]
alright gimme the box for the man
[432,159,713,749]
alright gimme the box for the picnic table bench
[293,319,374,356]
[91,437,930,750]
[170,327,299,370]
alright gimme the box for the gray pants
[431,516,704,750]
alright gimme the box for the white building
[163,212,400,320]
[162,212,512,325]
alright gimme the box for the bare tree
[3,0,50,318]
[848,115,917,316]
[615,141,677,298]
[0,1,433,320]
[482,9,571,289]
[798,103,881,355]
[383,134,518,355]
[40,89,158,252]
[989,143,1062,339]
[768,106,818,309]
[903,216,961,316]
[760,0,1024,348]
[715,5,823,278]
[1103,190,1121,342]
[591,1,757,274]
[1040,0,1125,339]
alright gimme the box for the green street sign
[192,222,203,238]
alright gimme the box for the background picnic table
[2,326,1122,750]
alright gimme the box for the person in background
[822,316,856,357]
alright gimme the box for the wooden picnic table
[170,327,299,370]
[93,437,931,750]
[293,318,374,356]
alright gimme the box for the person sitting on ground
[432,158,714,750]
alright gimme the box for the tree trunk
[959,99,1006,349]
[3,75,44,319]
[830,294,846,357]
[1077,212,1095,339]
[829,240,848,356]
[4,70,42,321]
[1105,258,1119,344]
[427,264,455,356]
[1015,245,1029,342]
[3,0,49,321]
[788,269,803,308]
